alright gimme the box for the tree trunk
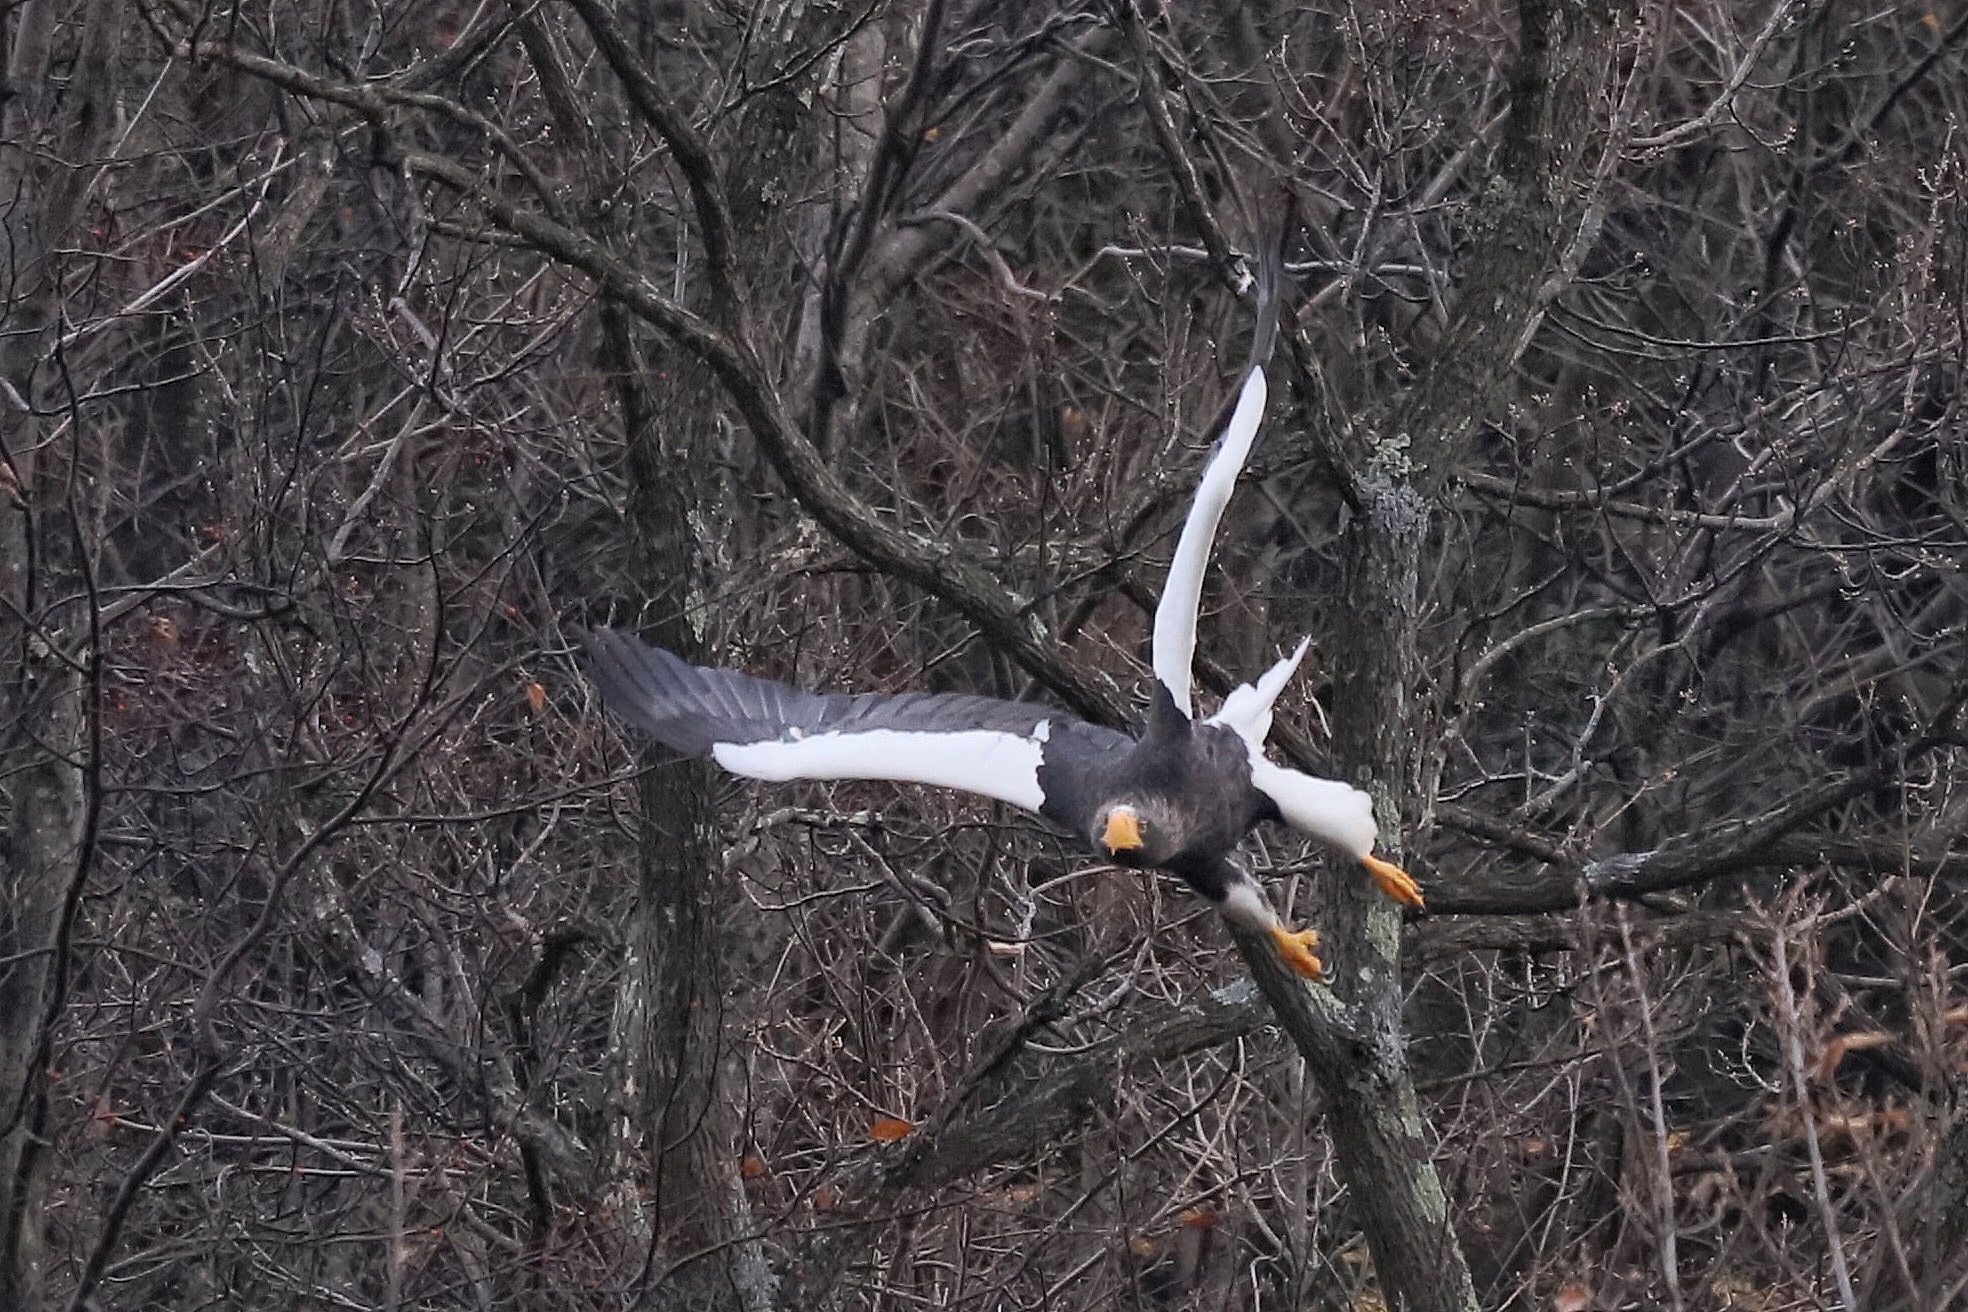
[588,5,887,1305]
[1241,4,1624,1308]
[0,3,114,1305]
[1314,478,1477,1312]
[0,656,84,1312]
[601,301,778,1312]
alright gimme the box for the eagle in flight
[582,263,1420,981]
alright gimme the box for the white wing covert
[582,628,1067,813]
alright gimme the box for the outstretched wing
[580,627,1130,818]
[1151,241,1283,717]
[1151,368,1269,718]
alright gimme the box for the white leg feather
[1245,751,1379,858]
[1216,875,1280,932]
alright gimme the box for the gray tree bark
[0,3,115,1305]
[1234,4,1626,1309]
[581,5,858,1306]
[601,302,779,1312]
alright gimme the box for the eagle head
[1096,799,1185,868]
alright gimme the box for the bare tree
[3,3,117,1305]
[2,1,1963,1309]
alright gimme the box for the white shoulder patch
[1246,749,1379,857]
[711,727,1047,812]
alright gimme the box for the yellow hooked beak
[1102,808,1145,855]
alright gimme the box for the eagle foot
[1363,854,1424,908]
[1270,925,1325,981]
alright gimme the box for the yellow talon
[1362,854,1424,908]
[1270,925,1325,981]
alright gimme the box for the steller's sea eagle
[581,261,1420,980]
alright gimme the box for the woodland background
[3,1,1966,1309]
